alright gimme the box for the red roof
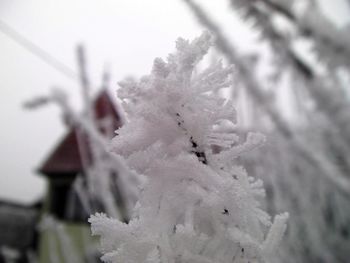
[38,90,122,176]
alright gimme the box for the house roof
[38,90,122,176]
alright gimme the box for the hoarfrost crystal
[89,32,288,263]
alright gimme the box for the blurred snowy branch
[182,1,350,262]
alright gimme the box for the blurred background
[0,0,350,262]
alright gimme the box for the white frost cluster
[89,32,288,263]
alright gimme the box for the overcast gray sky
[0,0,246,204]
[0,0,349,204]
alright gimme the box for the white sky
[0,0,349,204]
[318,0,350,27]
[0,0,248,204]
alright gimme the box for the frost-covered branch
[233,0,350,68]
[182,0,350,194]
[89,32,288,263]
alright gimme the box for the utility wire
[0,19,77,80]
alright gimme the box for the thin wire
[0,19,77,80]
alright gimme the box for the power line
[0,19,77,80]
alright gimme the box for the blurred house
[37,90,122,263]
